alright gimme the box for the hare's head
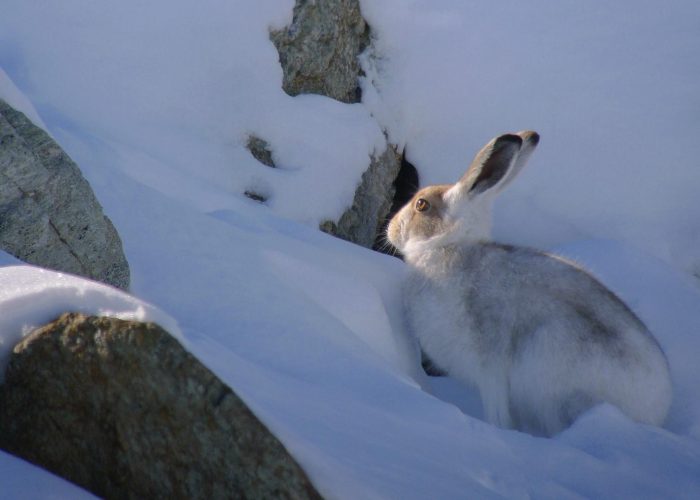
[387,131,539,262]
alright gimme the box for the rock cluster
[271,0,404,249]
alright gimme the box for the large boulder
[0,313,321,499]
[271,0,369,104]
[0,99,129,289]
[271,0,403,248]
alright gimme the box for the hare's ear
[498,130,540,190]
[458,134,523,196]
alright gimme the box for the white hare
[387,131,672,436]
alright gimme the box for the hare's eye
[415,198,430,212]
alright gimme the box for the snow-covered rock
[272,0,403,248]
[320,144,402,248]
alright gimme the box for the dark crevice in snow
[372,151,419,257]
[244,191,267,203]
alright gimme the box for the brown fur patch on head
[387,184,453,250]
[403,185,451,242]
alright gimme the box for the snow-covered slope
[361,0,700,275]
[0,1,385,224]
[1,1,699,498]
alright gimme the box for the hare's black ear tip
[519,130,540,146]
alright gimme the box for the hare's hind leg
[478,374,514,430]
[506,322,591,436]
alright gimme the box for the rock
[271,0,369,104]
[243,190,267,203]
[271,1,404,248]
[320,145,402,248]
[0,313,321,500]
[244,135,274,203]
[246,135,275,168]
[0,99,129,289]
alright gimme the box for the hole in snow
[372,150,419,257]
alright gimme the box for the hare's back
[464,243,669,424]
[458,243,656,349]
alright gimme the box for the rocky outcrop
[271,0,403,248]
[320,145,402,248]
[0,99,129,289]
[0,313,320,499]
[271,0,369,104]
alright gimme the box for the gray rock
[246,135,275,168]
[320,144,402,248]
[0,313,321,500]
[244,135,274,203]
[271,0,369,104]
[0,99,129,289]
[271,1,403,248]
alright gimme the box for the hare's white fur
[388,131,672,436]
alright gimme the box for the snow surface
[0,450,96,499]
[1,1,700,498]
[0,0,386,224]
[0,67,47,130]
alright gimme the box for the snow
[1,1,700,499]
[0,0,386,223]
[0,67,47,130]
[0,450,96,499]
